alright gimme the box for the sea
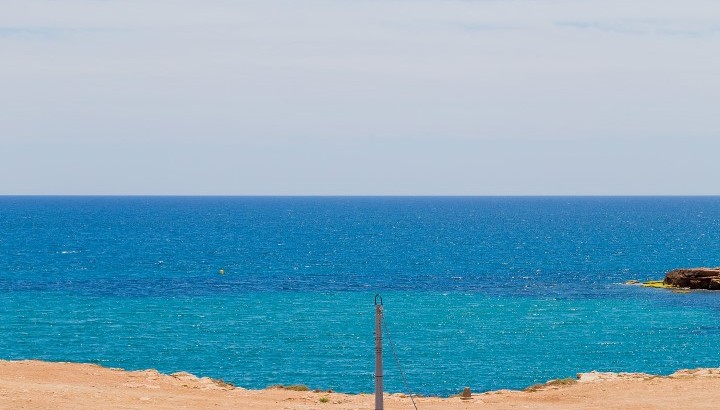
[1,196,720,396]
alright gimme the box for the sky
[1,0,719,195]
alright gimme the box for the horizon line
[2,194,720,198]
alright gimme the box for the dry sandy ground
[3,360,720,409]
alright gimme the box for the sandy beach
[3,360,720,409]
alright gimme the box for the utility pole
[375,294,384,410]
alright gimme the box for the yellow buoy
[219,269,225,275]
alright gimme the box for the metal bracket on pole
[375,294,384,410]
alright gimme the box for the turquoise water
[1,197,720,395]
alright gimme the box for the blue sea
[2,196,720,396]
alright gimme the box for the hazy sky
[1,0,719,195]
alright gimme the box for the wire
[382,311,419,410]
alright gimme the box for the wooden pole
[375,294,384,410]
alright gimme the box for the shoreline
[3,360,720,409]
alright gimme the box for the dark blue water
[1,196,720,396]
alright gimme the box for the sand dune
[2,360,720,409]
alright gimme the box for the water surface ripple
[1,196,719,395]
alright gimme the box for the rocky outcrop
[577,371,653,383]
[663,268,720,289]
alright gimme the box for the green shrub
[268,384,311,391]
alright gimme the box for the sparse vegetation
[524,383,544,392]
[524,377,577,392]
[268,384,310,391]
[319,396,330,403]
[548,377,577,387]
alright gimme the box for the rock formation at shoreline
[663,267,720,290]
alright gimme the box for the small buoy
[219,269,225,275]
[461,387,472,400]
